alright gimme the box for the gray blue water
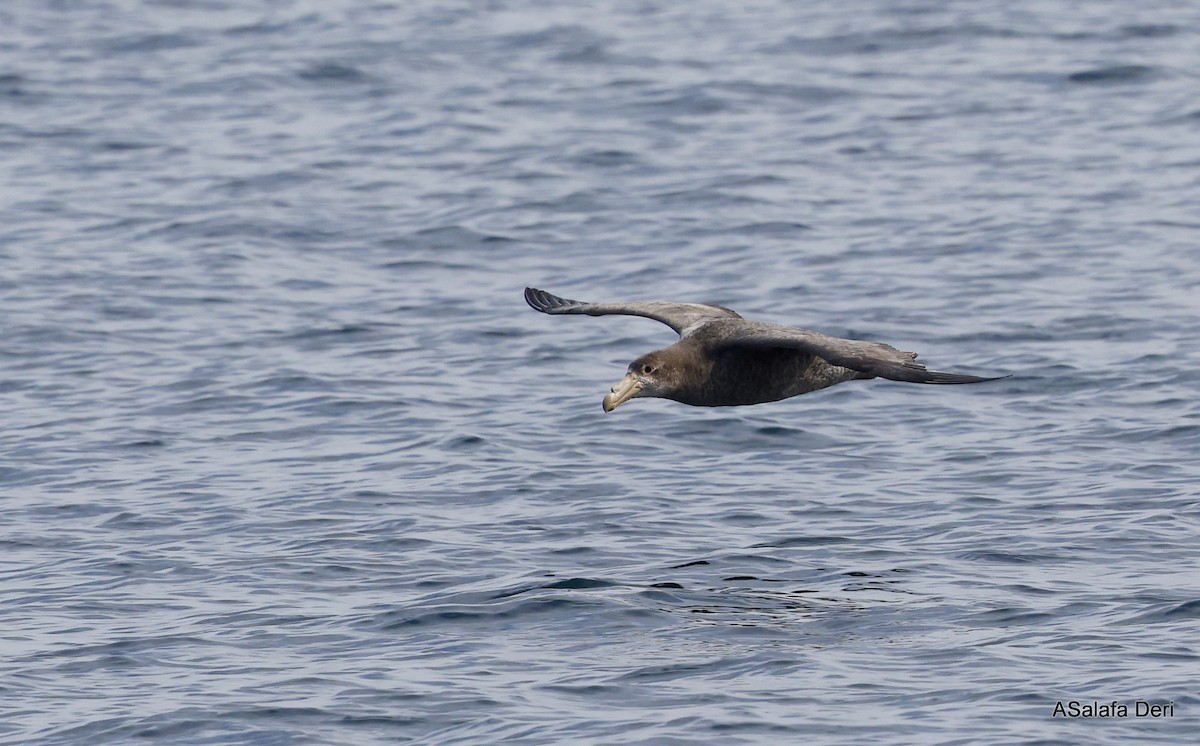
[2,1,1199,744]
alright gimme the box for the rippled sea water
[2,1,1199,744]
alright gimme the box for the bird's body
[644,330,864,406]
[524,287,1006,412]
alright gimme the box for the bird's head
[602,350,680,412]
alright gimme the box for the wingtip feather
[922,371,1011,385]
[524,287,585,314]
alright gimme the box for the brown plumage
[525,287,1007,412]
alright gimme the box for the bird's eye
[642,364,654,375]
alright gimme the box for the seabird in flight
[525,287,1007,412]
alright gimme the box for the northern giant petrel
[525,287,1007,412]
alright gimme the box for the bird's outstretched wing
[525,287,741,337]
[711,321,1007,384]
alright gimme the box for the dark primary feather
[525,287,740,337]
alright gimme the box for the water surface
[2,1,1198,744]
